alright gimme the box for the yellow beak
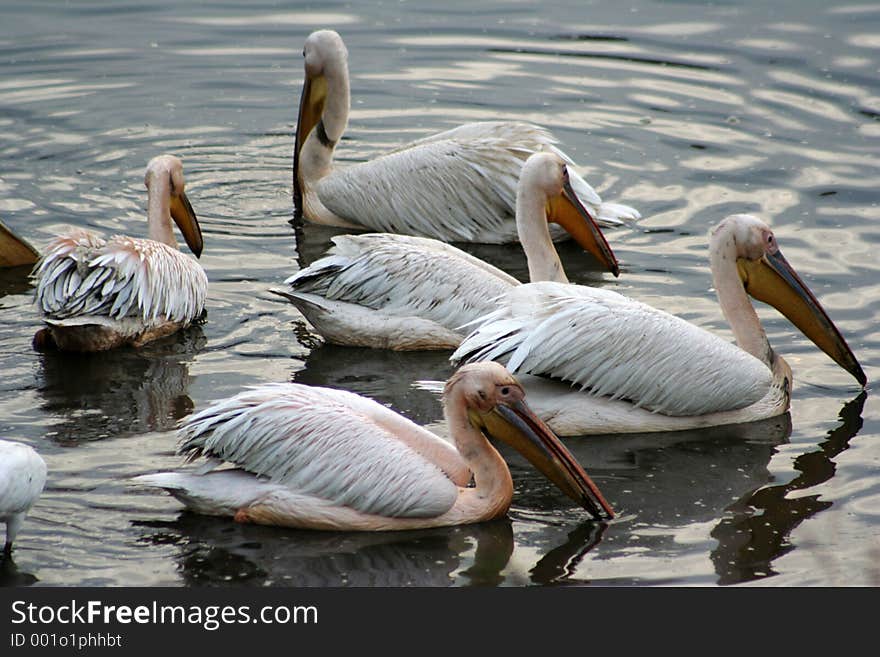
[293,73,328,215]
[738,248,865,386]
[0,219,39,267]
[546,177,620,277]
[169,190,203,258]
[470,399,614,519]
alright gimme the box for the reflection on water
[497,414,794,585]
[459,520,516,587]
[292,344,455,424]
[35,327,205,443]
[0,557,39,588]
[133,510,617,587]
[0,265,34,299]
[711,392,867,585]
[529,522,608,586]
[134,514,515,587]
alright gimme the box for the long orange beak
[293,73,328,216]
[546,176,619,277]
[470,398,614,519]
[738,248,865,386]
[169,190,203,258]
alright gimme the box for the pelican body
[452,214,865,435]
[32,155,207,352]
[294,29,639,243]
[274,152,619,350]
[0,440,46,554]
[134,362,613,530]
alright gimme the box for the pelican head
[446,361,614,519]
[520,152,619,277]
[294,29,350,213]
[144,155,203,257]
[714,213,865,386]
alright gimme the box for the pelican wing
[452,282,773,417]
[318,121,636,243]
[282,233,517,331]
[176,383,463,519]
[33,229,207,324]
[402,122,639,226]
[405,122,640,225]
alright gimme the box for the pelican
[293,29,639,243]
[31,155,207,352]
[273,152,619,350]
[451,214,866,435]
[0,440,47,555]
[133,362,614,530]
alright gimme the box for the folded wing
[176,383,465,518]
[452,282,772,416]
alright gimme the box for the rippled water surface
[1,0,878,587]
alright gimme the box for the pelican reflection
[0,554,39,587]
[710,391,867,585]
[35,327,204,443]
[485,415,792,584]
[134,513,513,587]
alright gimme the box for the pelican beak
[470,399,615,519]
[738,248,866,386]
[293,72,328,214]
[0,219,39,267]
[546,176,619,277]
[170,190,203,258]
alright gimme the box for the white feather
[148,383,466,519]
[278,151,625,351]
[33,231,207,336]
[132,470,286,517]
[452,281,773,417]
[31,156,207,350]
[0,440,47,549]
[276,233,515,340]
[315,121,639,243]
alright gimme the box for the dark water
[1,0,878,587]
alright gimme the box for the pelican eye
[500,386,510,396]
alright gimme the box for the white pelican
[0,219,39,267]
[273,152,619,350]
[451,214,866,435]
[293,29,640,243]
[0,440,47,555]
[31,155,207,352]
[133,362,614,530]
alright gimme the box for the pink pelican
[31,155,207,352]
[134,362,614,530]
